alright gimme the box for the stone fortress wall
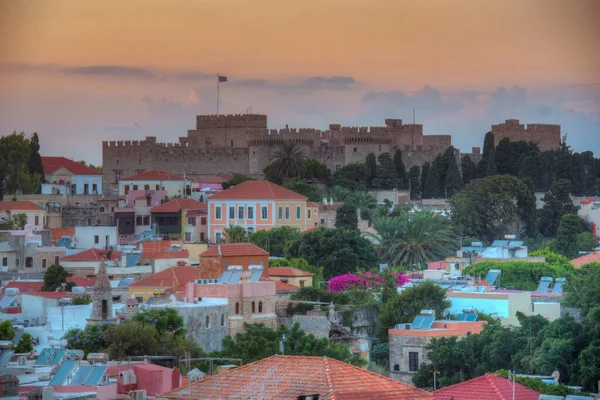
[102,114,561,194]
[491,119,561,152]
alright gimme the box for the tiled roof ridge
[266,181,276,198]
[485,374,506,400]
[323,357,336,400]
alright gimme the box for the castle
[101,114,560,194]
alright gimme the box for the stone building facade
[87,260,117,325]
[491,119,561,151]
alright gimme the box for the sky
[0,0,599,165]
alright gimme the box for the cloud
[63,65,154,78]
[140,95,189,115]
[229,76,356,92]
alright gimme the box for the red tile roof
[159,355,432,399]
[121,170,185,181]
[4,281,43,293]
[307,202,319,207]
[50,228,75,243]
[269,267,314,277]
[317,201,344,212]
[150,198,207,213]
[61,248,123,262]
[434,374,540,400]
[128,266,199,288]
[207,180,307,201]
[200,243,268,258]
[42,156,102,175]
[23,292,74,299]
[0,201,44,211]
[67,277,95,287]
[274,280,300,292]
[570,252,600,268]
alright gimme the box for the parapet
[196,114,268,129]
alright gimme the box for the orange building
[199,243,269,279]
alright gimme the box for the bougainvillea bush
[327,271,409,293]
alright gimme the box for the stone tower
[87,260,116,325]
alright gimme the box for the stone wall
[62,205,112,228]
[491,119,560,151]
[292,315,331,339]
[389,334,430,384]
[178,304,229,352]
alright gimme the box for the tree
[555,214,584,258]
[223,225,248,243]
[132,308,186,336]
[408,166,421,200]
[1,213,28,230]
[393,150,408,189]
[578,345,600,392]
[249,226,301,257]
[222,174,254,190]
[266,142,308,182]
[281,178,322,202]
[335,203,358,230]
[103,321,159,360]
[365,153,377,188]
[422,164,442,199]
[285,228,378,279]
[372,153,397,190]
[28,132,44,189]
[444,148,463,197]
[346,191,377,220]
[304,159,332,186]
[64,324,112,357]
[0,320,15,341]
[564,262,600,316]
[328,186,350,202]
[477,131,497,178]
[538,180,579,237]
[449,175,538,243]
[332,163,370,192]
[377,281,450,341]
[419,162,430,197]
[71,295,92,305]
[0,132,41,200]
[41,264,71,292]
[461,155,477,185]
[14,333,34,353]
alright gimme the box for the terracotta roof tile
[128,266,199,288]
[150,198,207,213]
[67,277,95,287]
[159,355,432,399]
[4,281,43,293]
[207,180,307,201]
[42,156,102,175]
[570,251,600,268]
[121,170,185,181]
[0,201,44,211]
[200,243,268,257]
[317,201,344,212]
[274,280,300,292]
[269,267,314,277]
[61,248,123,262]
[434,374,540,400]
[50,228,75,242]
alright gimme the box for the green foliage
[221,173,254,190]
[132,308,186,336]
[341,309,354,327]
[270,257,324,288]
[495,370,586,396]
[281,178,322,201]
[370,340,389,366]
[328,185,350,202]
[393,150,408,189]
[290,286,347,305]
[449,175,537,243]
[0,320,16,341]
[422,161,443,198]
[0,213,28,230]
[41,264,70,292]
[305,159,332,186]
[266,142,308,182]
[365,153,377,188]
[408,165,421,200]
[284,227,378,279]
[71,295,92,305]
[0,131,42,200]
[555,214,584,258]
[578,345,600,392]
[377,281,450,341]
[335,203,358,230]
[249,226,301,257]
[529,248,572,268]
[460,155,477,185]
[564,262,600,316]
[64,324,113,357]
[477,131,497,178]
[286,302,317,317]
[217,323,367,367]
[444,148,463,197]
[223,225,248,243]
[463,260,575,291]
[419,162,430,198]
[538,179,579,237]
[14,333,34,353]
[332,163,370,192]
[28,133,44,189]
[104,321,159,360]
[372,152,397,190]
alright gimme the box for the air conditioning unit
[129,390,147,400]
[18,356,27,365]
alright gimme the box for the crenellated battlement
[196,114,267,129]
[491,119,561,151]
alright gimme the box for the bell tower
[87,259,116,325]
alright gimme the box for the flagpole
[217,74,220,115]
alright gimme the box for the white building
[0,201,47,230]
[118,170,192,199]
[74,226,118,250]
[41,156,102,195]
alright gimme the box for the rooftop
[150,198,207,213]
[61,248,123,262]
[207,180,307,201]
[121,169,186,181]
[158,355,432,399]
[49,228,75,243]
[42,156,102,176]
[0,200,45,212]
[570,252,600,268]
[269,267,314,277]
[129,266,200,288]
[200,243,268,258]
[434,374,539,400]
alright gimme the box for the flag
[218,75,228,83]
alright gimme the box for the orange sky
[0,0,598,163]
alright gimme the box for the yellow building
[268,267,314,289]
[127,266,199,303]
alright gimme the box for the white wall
[71,175,103,195]
[21,294,59,321]
[46,304,125,331]
[75,226,118,249]
[0,210,47,230]
[119,179,191,198]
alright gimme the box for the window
[247,227,254,234]
[200,232,205,241]
[379,145,382,151]
[93,183,97,193]
[2,257,7,267]
[115,170,122,182]
[258,301,263,313]
[139,159,142,165]
[409,352,419,372]
[185,232,191,242]
[221,314,225,327]
[296,206,301,219]
[201,217,207,225]
[235,302,240,314]
[230,140,234,147]
[101,300,108,320]
[393,364,400,372]
[247,207,254,219]
[135,297,143,303]
[143,216,150,225]
[16,258,20,266]
[335,164,342,171]
[215,232,222,243]
[308,209,311,219]
[100,206,105,213]
[299,280,305,288]
[353,147,357,152]
[136,216,143,225]
[25,257,33,268]
[215,206,222,219]
[187,217,196,226]
[261,206,268,219]
[124,185,130,194]
[42,259,47,268]
[155,185,160,190]
[252,301,256,313]
[285,207,290,220]
[94,235,99,244]
[35,216,39,225]
[144,185,150,190]
[55,256,60,265]
[278,207,283,219]
[206,315,210,328]
[133,185,138,190]
[229,207,235,219]
[238,206,244,219]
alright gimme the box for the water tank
[87,353,109,364]
[71,286,86,294]
[58,297,72,305]
[0,341,13,349]
[48,339,67,347]
[5,288,19,295]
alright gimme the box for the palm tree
[328,186,350,202]
[268,142,307,182]
[347,191,377,216]
[223,225,248,243]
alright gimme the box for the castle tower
[87,260,116,325]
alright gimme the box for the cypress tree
[445,153,463,197]
[461,155,477,185]
[365,153,377,189]
[393,149,408,190]
[477,131,497,178]
[408,166,421,200]
[423,164,442,199]
[373,152,397,190]
[420,162,431,198]
[28,132,44,189]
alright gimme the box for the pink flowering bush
[327,271,410,293]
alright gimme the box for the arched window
[221,314,225,327]
[251,301,255,313]
[258,301,263,313]
[235,302,240,314]
[206,315,210,328]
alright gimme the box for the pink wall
[186,281,276,302]
[53,384,118,400]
